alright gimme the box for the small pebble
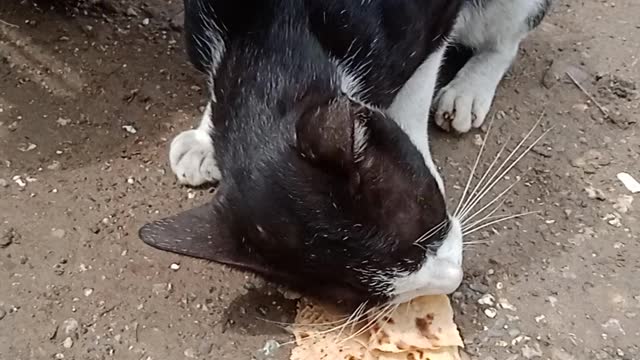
[56,117,71,126]
[62,337,73,349]
[602,318,625,336]
[122,125,137,134]
[584,186,606,201]
[47,161,61,170]
[152,283,173,297]
[473,134,484,146]
[51,229,66,239]
[498,298,517,311]
[1,228,19,248]
[0,178,8,187]
[170,263,180,271]
[484,308,498,318]
[83,288,94,297]
[198,341,213,356]
[126,7,138,17]
[469,283,490,293]
[257,340,280,357]
[142,18,150,26]
[13,176,26,187]
[522,343,543,359]
[184,348,196,358]
[478,294,495,306]
[62,318,78,335]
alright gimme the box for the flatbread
[291,295,463,360]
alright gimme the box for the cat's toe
[169,129,221,186]
[434,81,493,134]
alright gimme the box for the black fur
[144,0,461,306]
[141,0,548,307]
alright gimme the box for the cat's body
[142,0,550,306]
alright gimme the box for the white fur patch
[434,48,517,133]
[434,0,547,133]
[169,103,221,186]
[353,120,369,162]
[390,218,463,304]
[386,46,447,193]
[194,2,226,97]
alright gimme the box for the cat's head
[140,95,463,307]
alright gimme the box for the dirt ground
[0,1,638,359]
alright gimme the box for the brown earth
[1,1,638,359]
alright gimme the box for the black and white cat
[141,0,550,306]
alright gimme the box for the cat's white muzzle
[390,217,464,304]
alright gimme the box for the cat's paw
[169,129,221,186]
[433,79,495,133]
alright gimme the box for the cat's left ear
[139,193,271,275]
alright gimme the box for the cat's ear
[295,97,369,171]
[139,194,272,275]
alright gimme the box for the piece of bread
[291,295,463,360]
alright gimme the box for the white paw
[169,129,221,186]
[434,79,495,133]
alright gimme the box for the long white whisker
[462,178,521,226]
[463,213,510,232]
[458,138,510,217]
[459,125,552,221]
[339,303,394,345]
[458,113,546,218]
[454,116,495,217]
[462,211,540,236]
[414,220,448,244]
[277,303,380,347]
[463,240,491,245]
[462,199,508,230]
[371,303,400,338]
[336,301,367,339]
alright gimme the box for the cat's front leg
[433,46,518,133]
[169,102,221,186]
[433,0,550,133]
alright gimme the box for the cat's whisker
[338,303,395,345]
[462,198,507,229]
[457,112,545,218]
[461,178,520,226]
[459,116,551,221]
[453,116,495,218]
[276,303,381,347]
[455,137,509,220]
[336,301,368,339]
[419,220,448,240]
[414,220,448,245]
[462,211,540,236]
[458,137,511,218]
[371,303,400,338]
[463,213,510,233]
[257,316,348,328]
[462,240,491,245]
[347,302,369,336]
[457,117,540,218]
